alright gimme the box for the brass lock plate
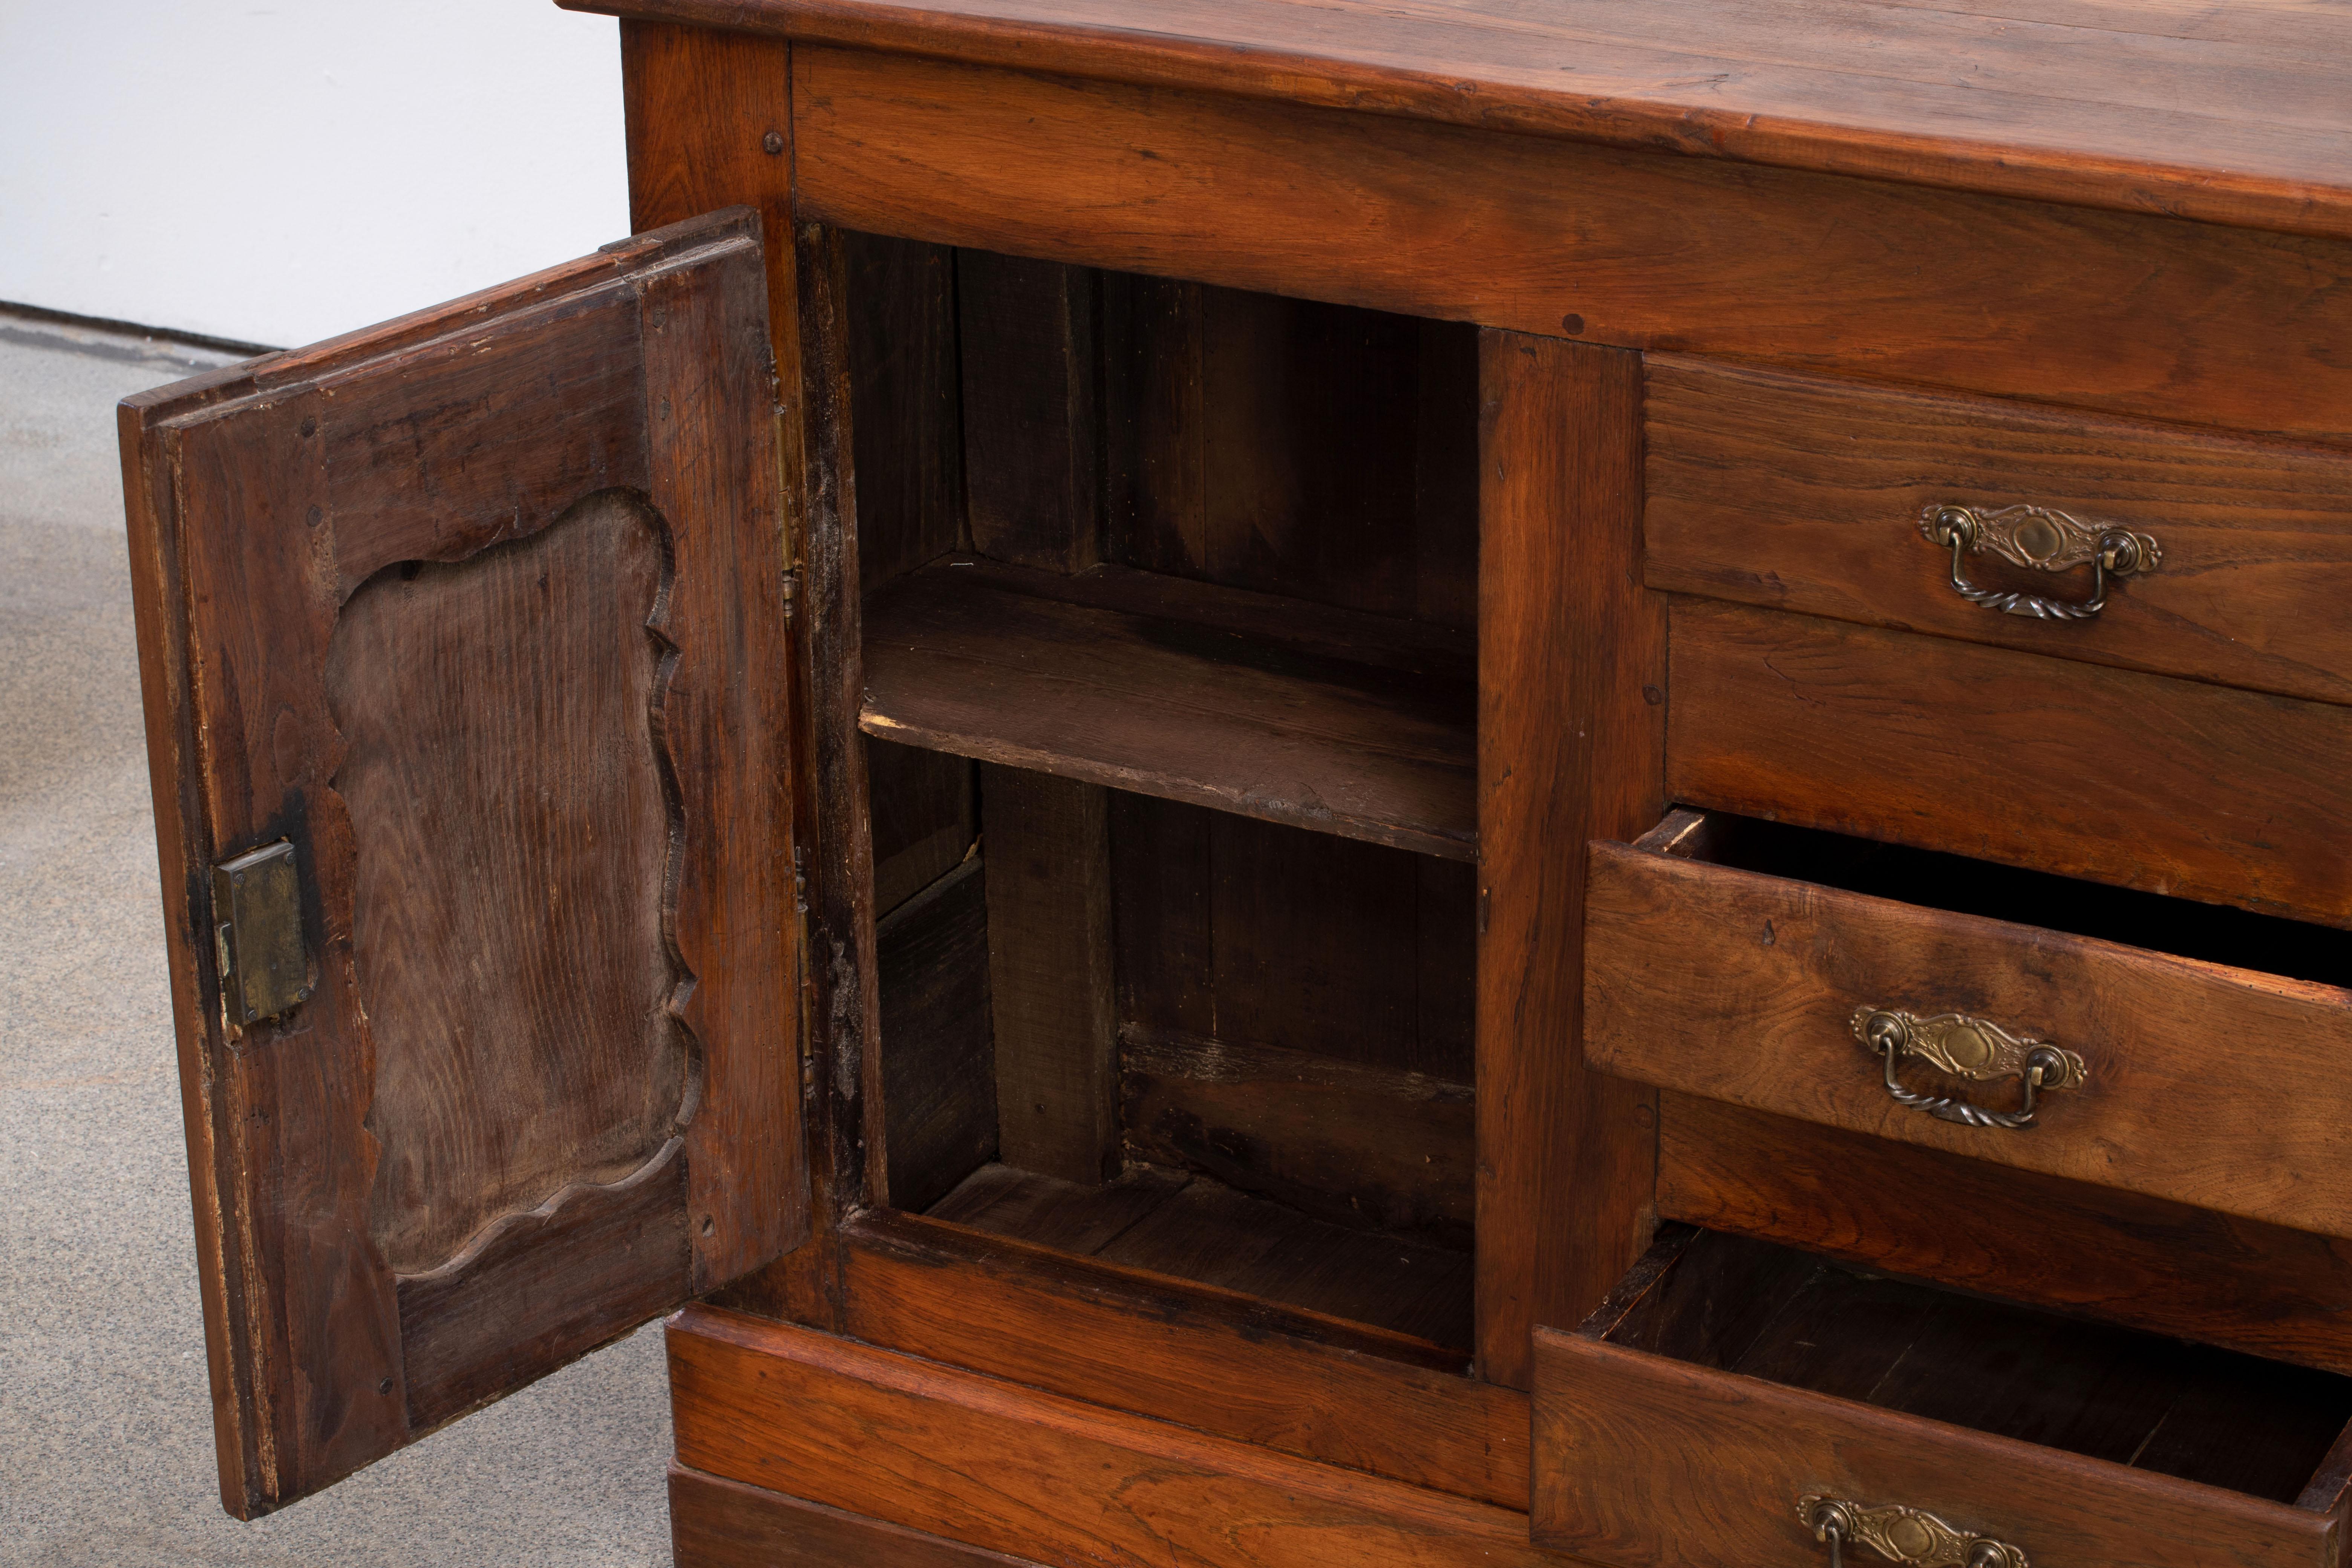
[213,841,312,1024]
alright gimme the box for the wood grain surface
[844,230,968,596]
[980,765,1119,1185]
[1102,282,1479,626]
[670,1307,1556,1567]
[1110,793,1475,1082]
[1659,1096,2352,1378]
[838,1209,1524,1504]
[958,250,1102,572]
[787,45,2352,444]
[867,737,975,918]
[328,493,681,1276]
[396,1139,688,1431]
[636,213,809,1295]
[861,557,1476,858]
[1092,1173,1473,1349]
[1667,599,2352,929]
[565,0,2352,242]
[314,291,651,592]
[616,36,814,1290]
[1119,1026,1475,1249]
[1590,832,2352,1236]
[1533,1326,2339,1568]
[848,246,980,929]
[1100,793,1475,1242]
[1588,1228,2352,1506]
[924,1158,1473,1349]
[120,212,803,1516]
[792,224,893,1242]
[621,18,856,1335]
[671,1465,1044,1568]
[927,1162,1190,1255]
[876,855,997,1212]
[1476,331,1661,1389]
[1645,356,2352,706]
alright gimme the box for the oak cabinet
[120,3,2352,1563]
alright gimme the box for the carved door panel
[117,210,807,1518]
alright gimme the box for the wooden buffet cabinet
[119,3,2352,1564]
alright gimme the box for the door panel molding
[119,208,806,1517]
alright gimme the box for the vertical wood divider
[622,24,874,1329]
[982,764,1121,1185]
[957,251,1104,571]
[1475,331,1662,1389]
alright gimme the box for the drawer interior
[838,230,1479,1357]
[1595,1226,2352,1507]
[1657,810,2350,989]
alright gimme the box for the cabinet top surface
[571,0,2352,239]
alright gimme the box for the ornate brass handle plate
[1803,1496,2028,1568]
[1921,503,2158,620]
[1851,1007,2085,1131]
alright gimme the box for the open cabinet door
[116,209,807,1518]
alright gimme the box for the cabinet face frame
[121,208,808,1518]
[761,237,1666,1391]
[610,24,1670,1396]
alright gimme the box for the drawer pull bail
[1803,1496,2027,1568]
[1922,503,2159,620]
[1852,1007,2086,1130]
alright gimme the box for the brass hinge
[213,841,312,1026]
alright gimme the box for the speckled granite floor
[0,311,674,1567]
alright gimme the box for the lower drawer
[1532,1227,2352,1568]
[1583,808,2352,1241]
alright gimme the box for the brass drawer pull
[1851,1007,2086,1130]
[1921,503,2158,621]
[1803,1496,2027,1568]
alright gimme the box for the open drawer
[1532,1227,2352,1568]
[1583,810,2352,1240]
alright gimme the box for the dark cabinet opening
[841,232,1480,1356]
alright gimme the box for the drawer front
[1645,356,2352,707]
[1656,1096,2352,1380]
[1584,832,2352,1239]
[1531,1326,2335,1568]
[1667,599,2352,929]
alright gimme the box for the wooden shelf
[860,558,1476,860]
[929,1162,1473,1351]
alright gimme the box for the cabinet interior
[1602,1228,2352,1507]
[844,232,1481,1355]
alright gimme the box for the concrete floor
[0,312,674,1566]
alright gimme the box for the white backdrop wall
[0,1,628,349]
